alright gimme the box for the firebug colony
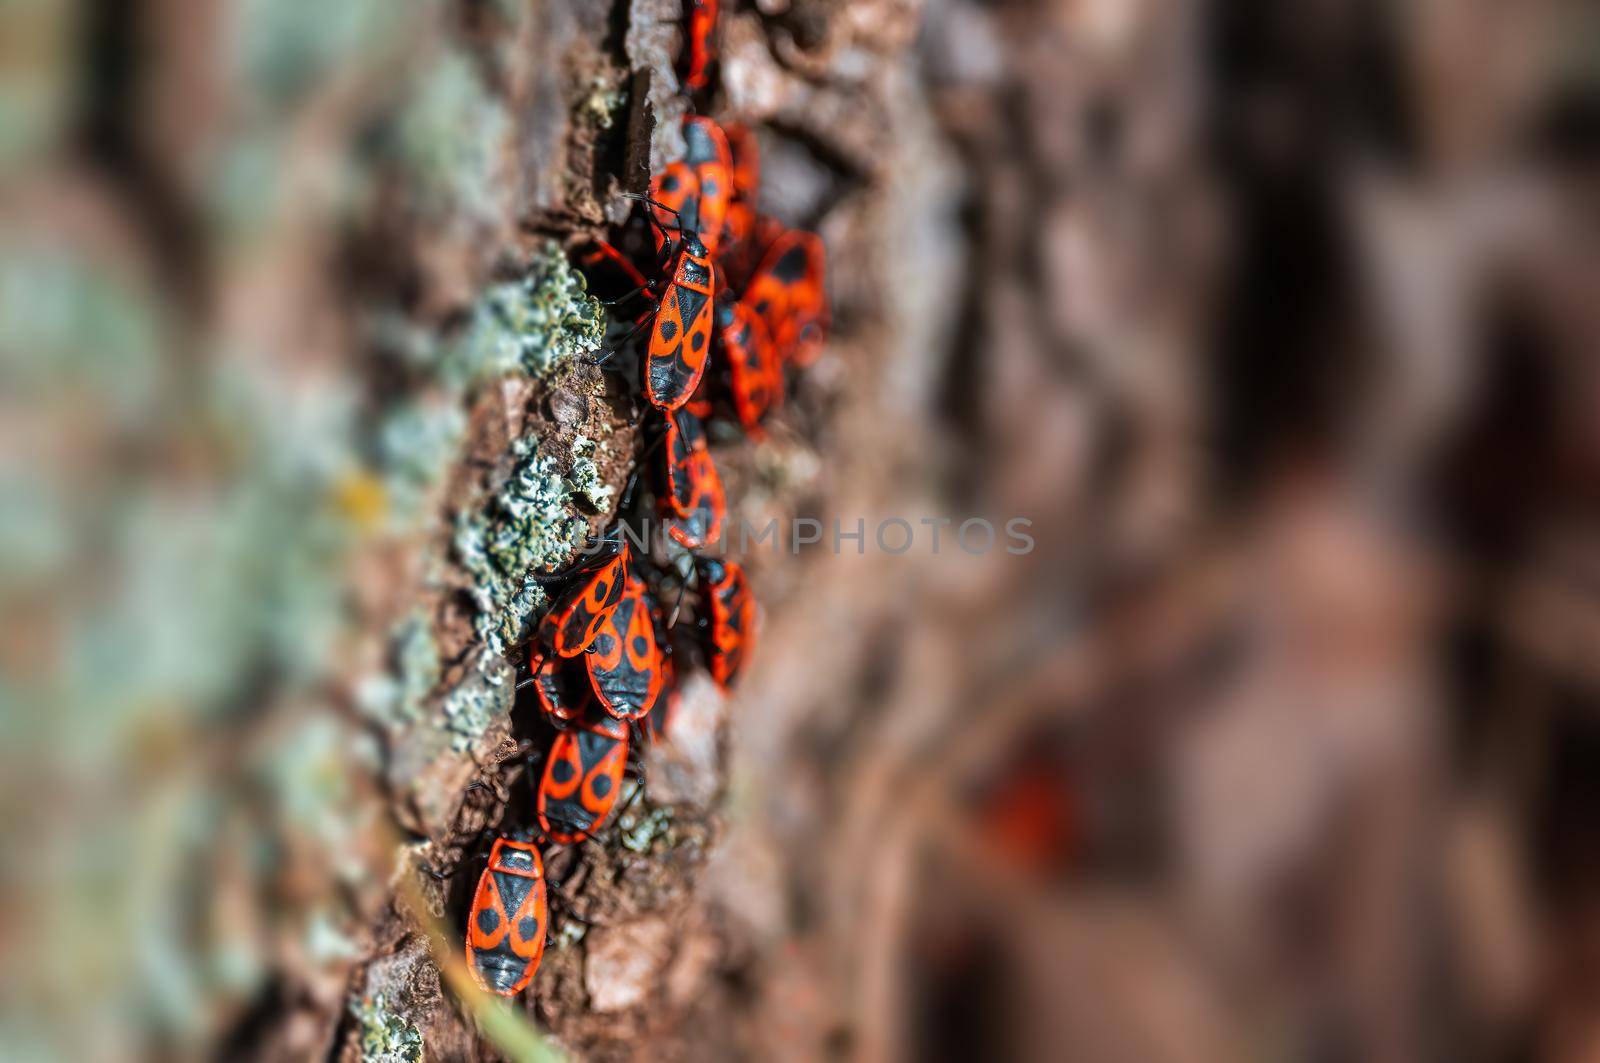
[464,0,829,997]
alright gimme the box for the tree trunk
[11,0,1600,1060]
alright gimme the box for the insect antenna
[621,191,693,247]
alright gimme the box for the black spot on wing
[772,244,810,283]
[559,601,596,647]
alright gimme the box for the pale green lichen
[0,248,162,420]
[1,229,394,1053]
[0,0,73,175]
[0,8,604,1059]
[258,716,363,856]
[454,437,588,661]
[390,49,508,221]
[354,994,425,1063]
[567,435,614,511]
[218,0,427,241]
[441,658,513,752]
[235,0,405,113]
[373,399,466,528]
[306,908,363,965]
[578,75,623,130]
[357,611,441,727]
[445,243,606,387]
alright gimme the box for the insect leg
[621,192,689,247]
[597,285,652,308]
[582,308,658,367]
[579,238,653,291]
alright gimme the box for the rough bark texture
[319,1,931,1058]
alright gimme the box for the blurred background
[5,0,1600,1059]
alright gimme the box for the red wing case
[724,122,760,202]
[528,649,598,723]
[681,0,718,91]
[647,649,682,741]
[650,162,701,256]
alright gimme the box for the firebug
[681,117,733,256]
[717,297,782,434]
[744,229,828,366]
[538,541,631,658]
[681,0,718,92]
[585,573,664,720]
[662,409,726,549]
[537,706,631,844]
[465,837,548,996]
[697,557,755,688]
